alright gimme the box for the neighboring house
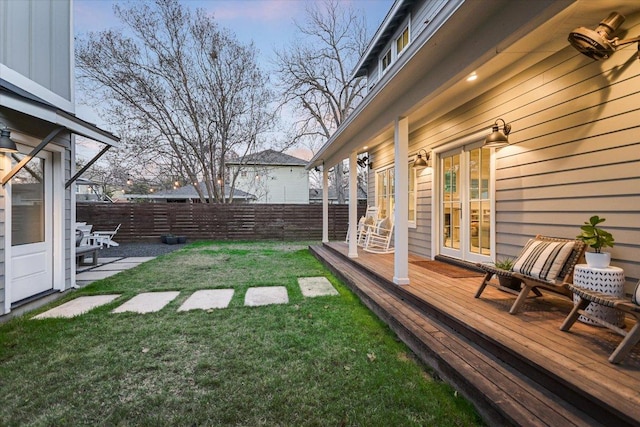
[0,0,119,316]
[226,149,309,204]
[308,0,640,293]
[122,182,256,203]
[76,177,112,202]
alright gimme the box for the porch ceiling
[308,0,640,169]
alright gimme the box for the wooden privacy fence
[77,203,366,243]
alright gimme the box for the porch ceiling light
[0,124,18,153]
[568,12,640,60]
[413,149,431,169]
[484,118,511,148]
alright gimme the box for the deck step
[310,244,605,427]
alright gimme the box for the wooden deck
[311,242,640,427]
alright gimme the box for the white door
[10,151,53,303]
[439,143,492,263]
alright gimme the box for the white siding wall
[233,165,309,204]
[0,0,72,101]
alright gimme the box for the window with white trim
[375,164,417,226]
[380,49,392,74]
[396,27,409,56]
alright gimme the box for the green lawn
[0,241,483,426]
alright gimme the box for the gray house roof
[226,149,307,166]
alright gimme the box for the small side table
[573,264,625,327]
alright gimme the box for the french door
[439,143,492,263]
[10,150,53,303]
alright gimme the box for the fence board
[77,203,365,242]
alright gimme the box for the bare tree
[76,0,276,203]
[274,0,369,203]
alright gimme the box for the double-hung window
[381,49,392,74]
[376,164,417,226]
[379,23,410,78]
[396,27,409,56]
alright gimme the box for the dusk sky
[73,0,394,141]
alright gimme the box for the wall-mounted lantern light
[0,124,18,153]
[412,149,431,169]
[484,118,511,148]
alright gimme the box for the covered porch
[311,242,640,426]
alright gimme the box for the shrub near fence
[77,203,366,243]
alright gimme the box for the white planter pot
[585,252,611,268]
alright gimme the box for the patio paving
[244,286,289,307]
[33,295,121,319]
[298,277,339,297]
[112,291,180,314]
[75,270,121,281]
[114,257,155,263]
[178,289,235,311]
[91,262,145,271]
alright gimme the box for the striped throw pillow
[512,239,575,283]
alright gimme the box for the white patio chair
[89,223,121,248]
[346,206,378,245]
[363,217,394,254]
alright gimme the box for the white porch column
[322,166,329,243]
[348,153,358,258]
[394,117,410,285]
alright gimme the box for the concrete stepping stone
[245,286,288,307]
[112,291,180,314]
[33,295,121,319]
[298,277,339,297]
[92,262,142,271]
[117,257,155,263]
[97,257,123,264]
[178,289,234,311]
[76,270,121,281]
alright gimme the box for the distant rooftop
[226,149,307,166]
[124,182,256,201]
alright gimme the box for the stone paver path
[35,273,340,319]
[112,291,180,314]
[178,289,235,311]
[34,295,121,319]
[298,277,339,297]
[244,286,289,307]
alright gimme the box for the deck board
[319,242,640,425]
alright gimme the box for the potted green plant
[494,257,520,290]
[576,215,615,268]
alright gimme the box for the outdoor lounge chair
[475,235,586,314]
[89,223,121,248]
[560,283,640,364]
[363,217,394,254]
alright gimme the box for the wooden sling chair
[560,283,640,364]
[475,235,586,314]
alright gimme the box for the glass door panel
[440,145,492,262]
[468,147,491,256]
[441,153,461,254]
[10,151,53,303]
